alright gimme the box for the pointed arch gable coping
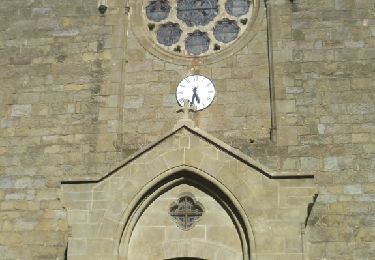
[62,125,314,184]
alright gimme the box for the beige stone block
[162,149,184,168]
[64,83,89,91]
[184,148,204,167]
[126,60,153,73]
[97,219,118,238]
[68,239,87,256]
[256,233,285,253]
[131,226,165,248]
[280,196,312,208]
[277,254,304,260]
[96,134,116,152]
[352,133,370,143]
[11,105,32,117]
[276,100,296,113]
[98,108,119,120]
[279,187,316,197]
[206,226,241,250]
[216,249,242,260]
[124,163,155,189]
[86,239,116,255]
[281,158,298,170]
[189,240,219,259]
[164,226,205,241]
[88,210,106,223]
[63,184,93,193]
[212,67,232,79]
[68,210,88,224]
[277,126,298,146]
[216,160,237,182]
[44,145,61,154]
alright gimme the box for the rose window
[144,0,254,56]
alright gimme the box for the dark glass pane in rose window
[177,0,219,27]
[213,19,240,43]
[146,0,171,22]
[185,31,210,55]
[157,23,182,46]
[225,0,250,17]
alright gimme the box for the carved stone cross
[177,99,196,120]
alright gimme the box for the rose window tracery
[146,0,171,22]
[177,0,219,27]
[143,0,254,56]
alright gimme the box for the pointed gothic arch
[116,166,256,260]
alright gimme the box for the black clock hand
[191,87,200,105]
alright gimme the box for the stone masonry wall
[261,0,375,259]
[0,0,128,258]
[0,0,374,259]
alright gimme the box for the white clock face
[176,75,216,111]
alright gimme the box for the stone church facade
[0,0,374,259]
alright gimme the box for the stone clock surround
[62,124,316,259]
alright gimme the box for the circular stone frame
[129,0,261,65]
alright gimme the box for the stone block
[126,61,153,73]
[68,239,87,256]
[9,56,31,65]
[277,126,298,146]
[11,105,32,117]
[335,0,354,10]
[98,108,118,120]
[86,239,115,255]
[52,28,80,37]
[96,134,116,152]
[255,233,285,253]
[343,184,362,195]
[123,96,144,109]
[324,157,339,171]
[164,226,205,241]
[300,157,320,170]
[206,226,241,250]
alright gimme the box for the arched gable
[62,125,315,259]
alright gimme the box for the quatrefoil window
[169,194,204,230]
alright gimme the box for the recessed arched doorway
[119,169,253,260]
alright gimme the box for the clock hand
[191,87,200,105]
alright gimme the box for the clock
[176,75,216,111]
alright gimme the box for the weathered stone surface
[61,128,315,258]
[0,0,374,259]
